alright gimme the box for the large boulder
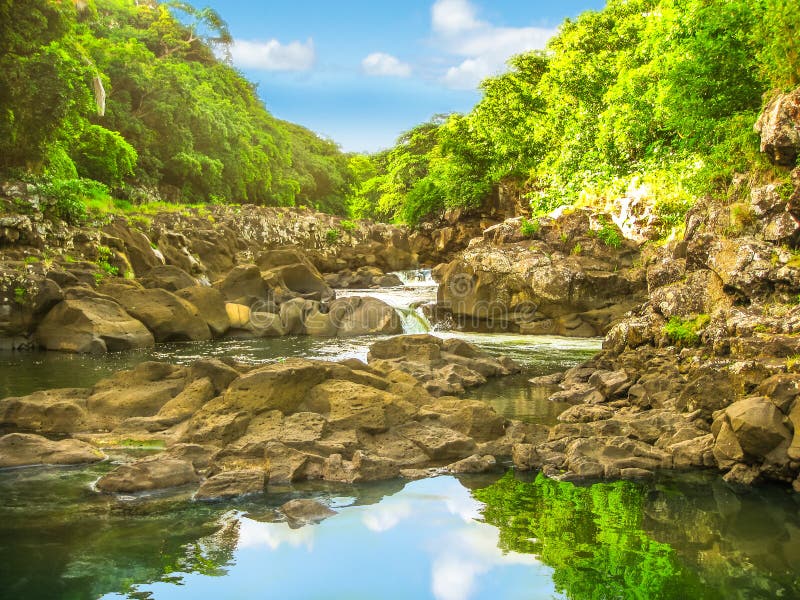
[220,359,330,414]
[175,286,231,337]
[140,264,197,292]
[214,265,268,304]
[0,433,104,468]
[36,296,154,353]
[258,249,335,302]
[328,296,402,336]
[717,397,791,459]
[106,287,212,342]
[755,87,800,166]
[0,388,91,434]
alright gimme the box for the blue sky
[202,0,607,152]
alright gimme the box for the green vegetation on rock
[663,314,711,346]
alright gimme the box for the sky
[201,0,607,153]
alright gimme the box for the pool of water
[1,465,798,600]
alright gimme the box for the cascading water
[337,269,438,334]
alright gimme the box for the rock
[0,433,104,468]
[187,359,241,394]
[155,377,216,423]
[305,380,416,432]
[322,451,400,482]
[755,87,800,166]
[724,397,791,458]
[557,404,615,423]
[395,422,476,461]
[106,288,212,342]
[36,297,154,353]
[445,454,496,474]
[418,397,505,441]
[327,296,402,336]
[225,303,252,329]
[279,498,336,524]
[96,455,199,493]
[214,265,268,303]
[0,388,91,434]
[587,369,630,398]
[87,362,185,420]
[222,359,329,414]
[140,265,197,292]
[261,258,334,302]
[195,470,265,500]
[175,287,230,337]
[265,442,318,484]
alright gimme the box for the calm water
[2,273,798,599]
[1,465,798,600]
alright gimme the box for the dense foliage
[350,0,800,224]
[0,0,352,213]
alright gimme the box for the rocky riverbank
[508,90,800,488]
[0,335,536,499]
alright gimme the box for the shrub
[663,314,710,346]
[520,217,540,238]
[325,228,340,244]
[340,219,357,231]
[594,217,623,248]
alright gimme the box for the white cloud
[362,52,412,78]
[362,501,413,532]
[432,0,481,35]
[230,38,316,71]
[237,519,317,551]
[432,0,556,89]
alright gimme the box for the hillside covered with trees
[0,0,352,213]
[349,0,799,228]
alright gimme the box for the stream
[1,272,799,599]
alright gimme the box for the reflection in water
[2,466,800,600]
[474,471,800,600]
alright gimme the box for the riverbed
[1,273,798,599]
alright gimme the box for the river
[0,272,798,599]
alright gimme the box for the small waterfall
[395,307,432,334]
[393,269,436,287]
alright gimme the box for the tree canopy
[349,0,800,225]
[0,0,352,214]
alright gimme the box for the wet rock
[36,296,154,353]
[96,455,199,493]
[195,470,265,500]
[279,498,336,524]
[0,433,104,468]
